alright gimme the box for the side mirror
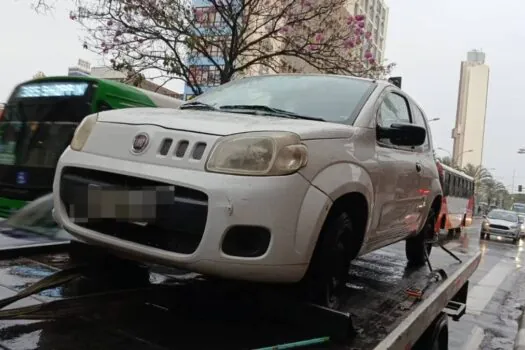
[377,123,426,147]
[482,215,487,219]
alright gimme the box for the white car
[53,74,442,306]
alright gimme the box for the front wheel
[301,211,353,309]
[406,209,436,266]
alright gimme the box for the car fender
[294,163,373,263]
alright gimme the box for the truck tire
[412,311,448,350]
[406,209,436,267]
[302,211,353,309]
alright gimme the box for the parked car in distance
[518,215,525,238]
[53,74,443,307]
[481,209,522,244]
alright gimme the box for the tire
[301,211,353,309]
[406,209,436,266]
[480,232,485,240]
[513,237,519,245]
[454,227,462,239]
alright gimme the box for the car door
[371,90,422,249]
[409,103,435,231]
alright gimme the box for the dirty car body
[52,74,442,288]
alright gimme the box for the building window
[188,65,222,86]
[194,7,225,27]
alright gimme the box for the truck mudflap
[0,241,481,350]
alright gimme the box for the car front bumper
[53,148,333,283]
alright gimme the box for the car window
[411,106,430,150]
[190,75,376,125]
[377,92,411,128]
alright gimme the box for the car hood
[486,218,519,227]
[96,108,356,139]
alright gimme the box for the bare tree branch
[69,0,394,96]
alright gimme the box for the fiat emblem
[131,133,149,154]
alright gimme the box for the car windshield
[487,210,519,223]
[187,75,376,124]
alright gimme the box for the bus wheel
[406,209,435,266]
[454,227,462,239]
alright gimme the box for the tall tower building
[452,50,490,168]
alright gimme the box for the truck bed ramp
[0,241,481,350]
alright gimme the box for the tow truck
[0,196,480,350]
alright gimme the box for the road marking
[462,326,484,350]
[466,259,514,315]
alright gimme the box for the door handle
[416,163,422,172]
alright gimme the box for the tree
[462,163,492,197]
[72,0,394,95]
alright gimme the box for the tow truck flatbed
[0,240,480,350]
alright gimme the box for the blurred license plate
[85,185,174,220]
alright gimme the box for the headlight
[520,224,524,231]
[206,131,308,176]
[70,114,98,151]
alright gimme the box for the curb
[515,308,525,350]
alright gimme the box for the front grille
[60,166,208,254]
[489,224,509,230]
[157,138,207,160]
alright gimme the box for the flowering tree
[72,0,394,95]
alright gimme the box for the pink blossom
[307,44,318,51]
[69,12,76,20]
[355,14,365,21]
[301,0,312,7]
[314,32,324,42]
[103,48,109,53]
[343,39,355,49]
[279,26,290,33]
[358,21,365,28]
[115,30,123,36]
[365,31,372,39]
[346,16,354,25]
[356,38,362,45]
[107,20,113,26]
[368,58,376,65]
[364,51,372,59]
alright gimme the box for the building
[183,0,228,100]
[349,0,389,64]
[452,50,490,168]
[67,59,91,77]
[67,59,183,99]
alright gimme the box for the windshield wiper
[219,104,324,121]
[180,101,218,111]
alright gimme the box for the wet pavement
[448,218,525,350]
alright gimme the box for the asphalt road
[448,218,525,350]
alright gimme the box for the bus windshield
[0,81,93,168]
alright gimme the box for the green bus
[0,76,183,217]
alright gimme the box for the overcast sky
[0,0,523,189]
